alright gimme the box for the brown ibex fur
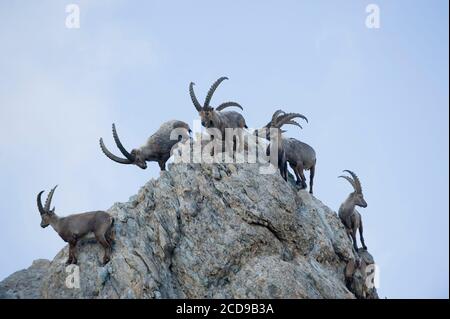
[283,137,317,194]
[190,77,247,154]
[100,120,191,171]
[37,186,114,265]
[254,110,310,184]
[338,170,368,252]
[263,110,317,193]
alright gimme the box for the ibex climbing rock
[255,110,308,181]
[344,249,378,299]
[189,77,247,153]
[255,110,315,192]
[37,186,114,265]
[283,137,317,194]
[100,120,191,171]
[265,110,317,193]
[338,170,368,252]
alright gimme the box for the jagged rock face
[0,259,50,299]
[1,163,377,299]
[347,249,379,299]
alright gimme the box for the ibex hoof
[363,246,368,250]
[102,257,110,265]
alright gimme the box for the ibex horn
[44,185,58,212]
[338,175,357,192]
[189,82,203,112]
[204,76,228,109]
[37,191,46,215]
[285,120,303,129]
[99,138,133,164]
[276,113,308,128]
[265,109,285,128]
[112,124,135,162]
[216,101,243,111]
[343,170,362,194]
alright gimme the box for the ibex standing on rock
[283,137,317,194]
[255,110,316,193]
[255,110,309,182]
[37,186,114,265]
[100,120,191,171]
[338,170,368,252]
[189,77,247,153]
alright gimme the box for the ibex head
[37,185,58,228]
[339,170,367,208]
[189,76,243,128]
[254,109,308,141]
[99,124,147,169]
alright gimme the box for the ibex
[338,170,368,252]
[283,136,317,194]
[189,77,247,153]
[37,186,114,265]
[100,120,191,171]
[254,110,316,194]
[254,110,308,181]
[344,250,376,298]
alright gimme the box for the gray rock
[0,163,377,299]
[0,259,50,299]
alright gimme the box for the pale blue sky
[0,0,448,298]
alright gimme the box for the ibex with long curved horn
[254,110,308,181]
[100,120,191,171]
[338,170,368,252]
[37,186,114,265]
[254,110,316,193]
[190,77,247,153]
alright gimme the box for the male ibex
[254,110,308,181]
[338,170,368,252]
[189,77,247,153]
[344,249,377,298]
[100,120,191,171]
[283,136,317,194]
[255,110,316,194]
[37,186,114,265]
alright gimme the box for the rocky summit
[0,162,378,299]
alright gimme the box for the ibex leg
[158,159,166,171]
[359,220,367,250]
[96,233,112,265]
[67,240,78,265]
[351,228,358,252]
[297,164,307,189]
[309,164,315,194]
[290,163,301,184]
